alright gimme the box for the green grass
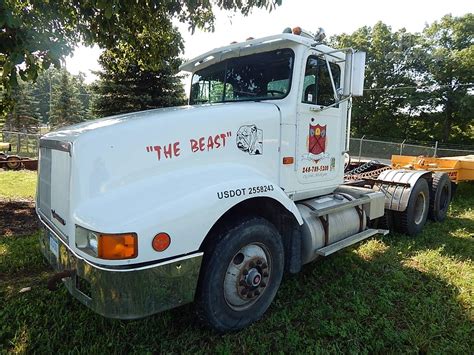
[0,172,473,353]
[0,171,37,199]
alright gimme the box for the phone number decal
[302,165,329,173]
[217,185,274,200]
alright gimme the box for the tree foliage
[50,70,86,128]
[332,14,473,144]
[0,0,281,114]
[92,46,186,118]
[3,80,41,132]
[420,14,474,142]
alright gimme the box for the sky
[65,0,473,90]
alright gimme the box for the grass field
[0,171,473,353]
[0,171,36,199]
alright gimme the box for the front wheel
[196,217,284,332]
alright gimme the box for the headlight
[75,225,137,260]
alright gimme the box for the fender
[374,169,431,212]
[73,164,303,265]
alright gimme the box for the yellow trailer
[391,155,474,183]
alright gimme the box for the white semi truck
[36,27,452,332]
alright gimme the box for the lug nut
[260,282,266,288]
[243,269,248,276]
[255,290,261,296]
[247,292,253,298]
[263,272,269,277]
[256,260,262,265]
[249,261,255,268]
[241,288,248,295]
[239,280,246,286]
[262,263,268,269]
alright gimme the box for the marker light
[292,26,302,35]
[152,233,171,252]
[283,157,294,165]
[98,233,138,259]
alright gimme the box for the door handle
[309,106,323,112]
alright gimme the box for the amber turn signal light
[283,157,294,165]
[152,233,171,252]
[98,233,138,260]
[292,27,302,35]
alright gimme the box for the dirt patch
[0,198,41,237]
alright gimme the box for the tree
[420,14,474,143]
[3,80,41,132]
[74,72,94,121]
[31,68,54,125]
[1,0,281,114]
[332,22,425,140]
[92,52,186,118]
[50,70,84,128]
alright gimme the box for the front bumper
[39,229,203,319]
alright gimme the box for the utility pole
[49,69,52,129]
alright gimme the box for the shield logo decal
[309,124,326,155]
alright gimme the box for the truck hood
[42,102,275,144]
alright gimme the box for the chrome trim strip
[39,139,71,153]
[37,210,68,242]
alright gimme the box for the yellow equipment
[0,142,11,151]
[391,155,474,183]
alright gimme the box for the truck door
[295,50,344,191]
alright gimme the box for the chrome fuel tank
[297,193,366,264]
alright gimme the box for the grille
[38,147,52,219]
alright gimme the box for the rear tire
[450,181,458,201]
[393,178,430,236]
[196,217,284,332]
[370,210,395,231]
[429,173,451,222]
[6,156,21,170]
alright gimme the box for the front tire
[196,217,284,332]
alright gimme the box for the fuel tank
[297,193,366,264]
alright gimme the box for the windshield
[190,48,294,104]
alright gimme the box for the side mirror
[343,51,366,97]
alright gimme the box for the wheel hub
[223,244,271,310]
[246,268,262,287]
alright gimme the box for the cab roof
[179,33,344,73]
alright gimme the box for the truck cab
[36,28,440,332]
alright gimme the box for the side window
[302,57,318,104]
[302,56,341,106]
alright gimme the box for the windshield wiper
[233,90,258,97]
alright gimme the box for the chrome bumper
[39,229,203,319]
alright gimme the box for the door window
[302,57,341,106]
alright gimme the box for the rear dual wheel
[429,172,451,222]
[196,217,284,332]
[393,178,430,236]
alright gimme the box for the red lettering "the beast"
[190,132,231,153]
